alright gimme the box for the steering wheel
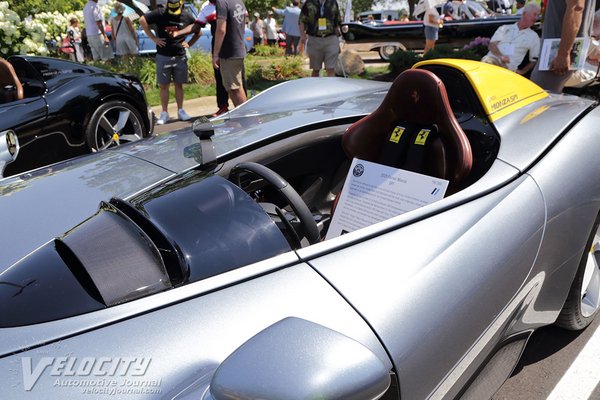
[230,162,320,246]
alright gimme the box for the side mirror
[0,129,19,178]
[209,317,391,400]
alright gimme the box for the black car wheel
[378,45,400,61]
[85,100,145,151]
[556,213,600,330]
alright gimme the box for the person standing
[265,10,278,46]
[530,0,597,93]
[139,0,195,124]
[249,12,265,46]
[172,0,238,116]
[213,0,248,107]
[423,0,443,54]
[67,17,85,62]
[273,0,301,55]
[515,0,526,15]
[111,2,139,59]
[83,0,114,61]
[299,0,342,77]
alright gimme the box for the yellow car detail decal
[390,126,405,143]
[415,129,430,145]
[413,59,548,122]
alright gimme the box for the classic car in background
[1,59,599,399]
[0,56,153,177]
[342,0,524,59]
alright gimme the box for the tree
[352,0,376,15]
[10,0,86,19]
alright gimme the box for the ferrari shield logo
[390,126,405,143]
[414,129,430,145]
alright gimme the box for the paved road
[494,316,600,399]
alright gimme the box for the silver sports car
[0,59,599,400]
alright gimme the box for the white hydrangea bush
[0,1,113,58]
[0,1,25,56]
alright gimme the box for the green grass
[143,59,389,107]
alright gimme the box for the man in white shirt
[481,3,540,75]
[83,0,114,61]
[264,10,278,46]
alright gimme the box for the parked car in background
[0,56,153,177]
[1,59,600,399]
[342,0,526,59]
[356,9,401,23]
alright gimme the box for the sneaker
[156,111,169,125]
[178,109,191,121]
[212,106,229,117]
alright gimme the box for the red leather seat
[342,68,472,194]
[0,58,24,103]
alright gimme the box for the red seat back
[342,69,472,193]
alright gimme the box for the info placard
[326,158,449,240]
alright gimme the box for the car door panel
[306,175,545,399]
[0,97,47,146]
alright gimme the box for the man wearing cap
[140,0,195,125]
[265,10,278,46]
[213,0,249,107]
[171,0,243,116]
[515,0,526,15]
[299,0,342,77]
[249,12,265,46]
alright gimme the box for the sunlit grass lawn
[143,63,390,107]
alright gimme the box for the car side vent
[54,239,104,304]
[110,198,189,285]
[59,202,172,307]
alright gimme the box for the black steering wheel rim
[230,162,320,245]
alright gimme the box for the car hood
[0,151,175,269]
[117,78,391,168]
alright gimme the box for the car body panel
[416,59,550,121]
[0,59,599,399]
[494,96,594,171]
[306,174,545,399]
[0,151,174,269]
[0,264,392,399]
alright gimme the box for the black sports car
[0,56,153,177]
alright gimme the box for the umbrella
[413,0,447,18]
[110,0,150,21]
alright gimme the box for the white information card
[325,158,449,240]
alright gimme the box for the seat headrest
[342,68,473,190]
[383,69,452,125]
